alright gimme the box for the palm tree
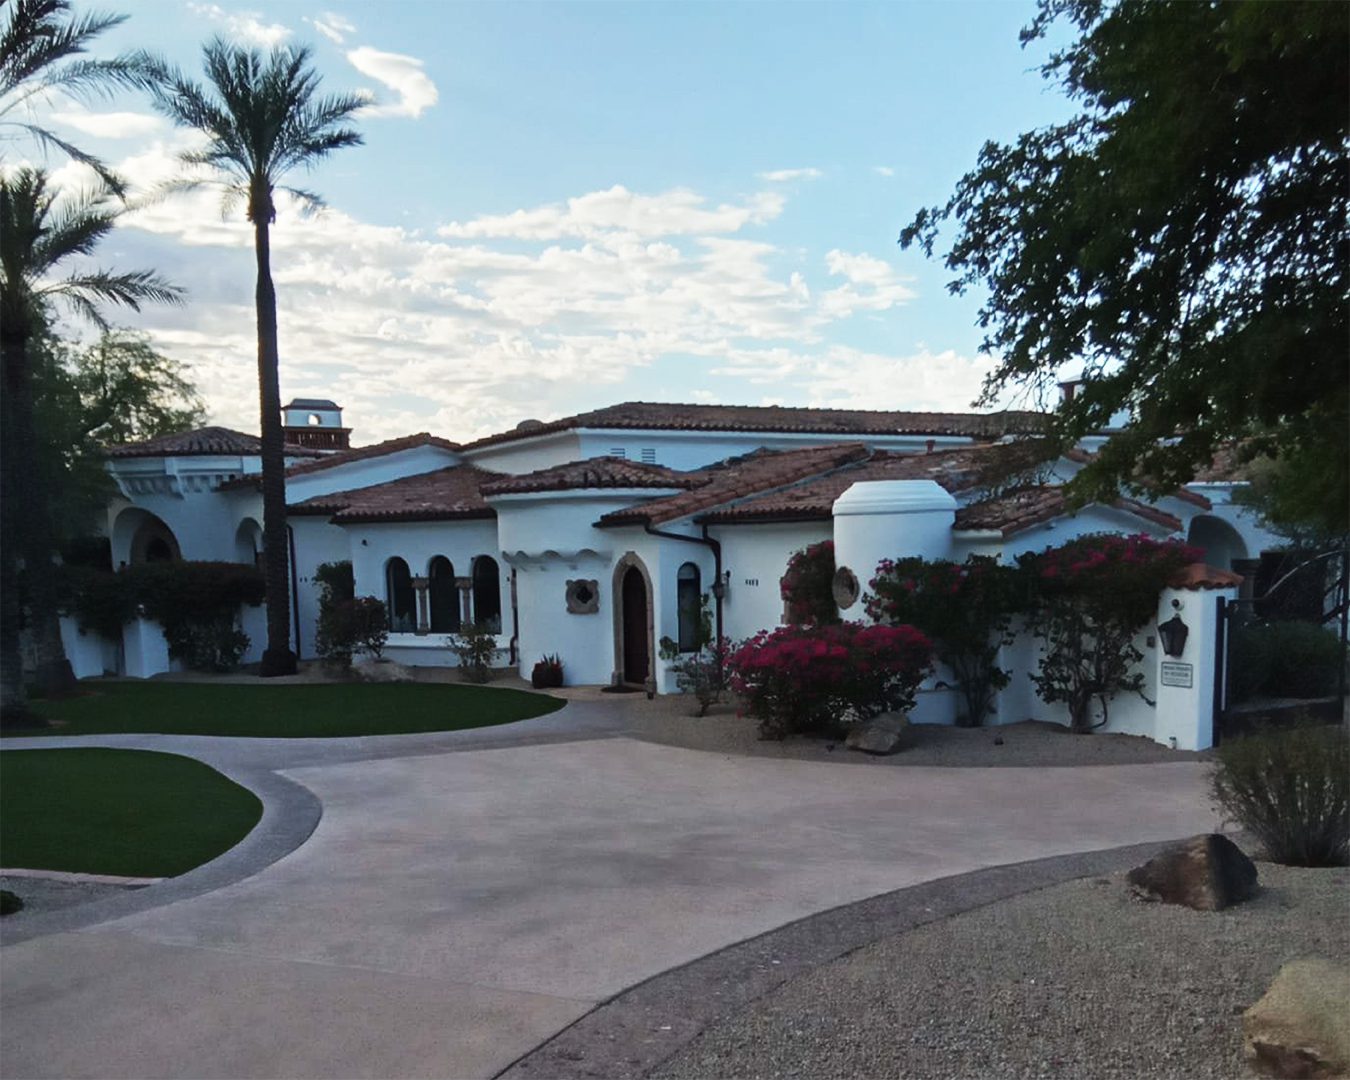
[0,167,180,722]
[146,40,363,677]
[1,0,155,194]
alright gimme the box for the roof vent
[515,419,545,431]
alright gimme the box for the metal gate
[1213,547,1349,743]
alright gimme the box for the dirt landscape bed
[655,861,1348,1080]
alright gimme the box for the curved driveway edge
[498,839,1178,1080]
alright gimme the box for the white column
[1153,583,1238,751]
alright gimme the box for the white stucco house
[90,396,1281,748]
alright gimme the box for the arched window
[677,562,702,652]
[472,556,501,633]
[385,557,415,633]
[429,556,459,633]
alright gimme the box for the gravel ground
[0,874,142,919]
[628,702,1210,767]
[655,862,1350,1080]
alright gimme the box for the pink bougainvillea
[728,621,932,739]
[780,540,839,626]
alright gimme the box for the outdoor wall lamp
[710,570,731,601]
[1157,613,1189,658]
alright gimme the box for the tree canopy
[901,0,1348,534]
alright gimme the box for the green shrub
[56,560,264,672]
[313,562,387,670]
[1232,621,1344,700]
[449,622,499,683]
[1211,725,1349,867]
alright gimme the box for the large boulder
[1244,958,1350,1078]
[845,713,909,756]
[1126,834,1258,911]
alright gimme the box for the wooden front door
[621,566,649,684]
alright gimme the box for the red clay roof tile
[480,458,698,496]
[462,401,1046,451]
[289,465,499,523]
[107,427,324,459]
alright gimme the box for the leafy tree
[33,329,206,540]
[0,167,180,721]
[0,0,155,193]
[901,0,1349,535]
[146,39,363,677]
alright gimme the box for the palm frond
[4,119,126,194]
[41,268,185,310]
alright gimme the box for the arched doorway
[1187,515,1249,571]
[612,553,654,687]
[112,507,181,567]
[234,518,263,566]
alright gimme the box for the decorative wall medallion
[832,565,861,610]
[566,578,600,614]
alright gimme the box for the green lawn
[5,680,565,738]
[0,749,263,877]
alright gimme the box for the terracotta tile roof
[289,465,499,523]
[480,458,698,497]
[599,444,872,527]
[107,426,324,459]
[697,445,1016,523]
[218,431,460,490]
[462,401,1047,450]
[953,486,1183,536]
[1055,447,1214,510]
[1190,444,1252,483]
[1170,563,1244,590]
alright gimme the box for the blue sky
[32,1,1074,443]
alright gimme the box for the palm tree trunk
[253,217,296,677]
[0,326,71,723]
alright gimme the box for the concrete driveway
[1,718,1218,1079]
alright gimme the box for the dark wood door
[622,566,649,684]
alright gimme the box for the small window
[308,413,322,426]
[677,562,701,652]
[640,448,656,464]
[386,557,416,633]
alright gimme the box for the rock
[352,657,414,683]
[1126,834,1258,911]
[1243,958,1350,1078]
[845,713,909,755]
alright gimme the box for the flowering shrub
[1017,534,1202,732]
[780,540,839,625]
[660,636,735,716]
[866,555,1024,727]
[728,621,932,739]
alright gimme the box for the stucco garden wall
[713,522,832,642]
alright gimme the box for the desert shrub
[867,555,1025,727]
[1231,621,1344,700]
[313,560,355,604]
[728,621,932,739]
[660,635,733,716]
[531,654,564,689]
[1018,534,1200,732]
[449,622,499,683]
[780,540,839,626]
[1211,725,1349,866]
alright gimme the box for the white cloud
[439,186,785,241]
[49,108,163,139]
[188,4,291,47]
[346,47,438,119]
[91,139,968,444]
[873,165,895,177]
[309,12,355,44]
[818,249,916,317]
[757,167,822,183]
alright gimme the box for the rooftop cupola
[282,398,351,452]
